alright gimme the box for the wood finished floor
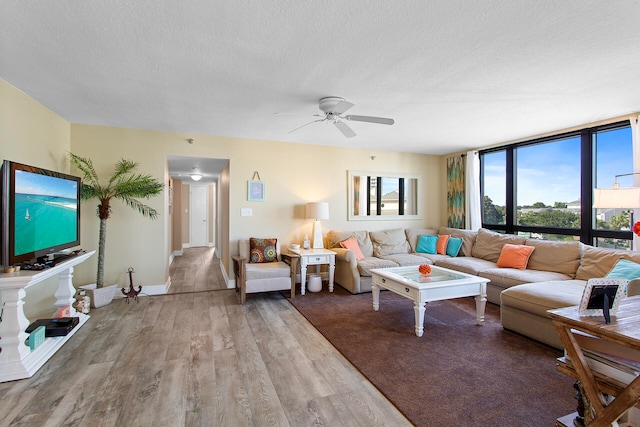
[0,249,410,427]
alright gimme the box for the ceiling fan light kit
[290,97,395,138]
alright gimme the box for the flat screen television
[1,160,81,266]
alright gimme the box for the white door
[190,185,208,247]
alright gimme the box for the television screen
[1,160,81,266]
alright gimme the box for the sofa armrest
[329,247,357,267]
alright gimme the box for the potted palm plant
[70,153,163,307]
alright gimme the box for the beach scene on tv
[14,169,78,257]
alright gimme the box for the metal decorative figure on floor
[122,267,142,303]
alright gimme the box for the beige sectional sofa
[327,226,640,349]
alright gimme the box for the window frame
[479,120,633,245]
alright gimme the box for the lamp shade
[593,187,640,209]
[305,202,329,220]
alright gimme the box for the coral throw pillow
[416,235,438,254]
[249,238,278,263]
[340,236,365,261]
[496,244,535,269]
[436,235,450,255]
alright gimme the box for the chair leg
[240,279,246,304]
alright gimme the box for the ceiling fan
[290,97,395,138]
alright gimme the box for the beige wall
[0,79,73,318]
[1,78,443,303]
[68,124,442,288]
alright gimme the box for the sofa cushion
[370,228,410,256]
[416,253,451,263]
[340,236,365,261]
[357,257,399,277]
[436,235,450,255]
[327,230,373,257]
[500,280,586,317]
[245,261,292,280]
[480,268,572,290]
[496,244,535,270]
[249,238,278,263]
[379,253,433,267]
[524,238,581,277]
[575,245,640,280]
[446,237,463,257]
[405,228,438,252]
[434,257,497,276]
[471,228,526,263]
[438,227,477,257]
[605,258,640,281]
[416,235,438,254]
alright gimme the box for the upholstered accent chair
[232,239,299,304]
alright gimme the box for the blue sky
[483,126,633,206]
[15,170,78,199]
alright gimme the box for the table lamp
[305,202,329,249]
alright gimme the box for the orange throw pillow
[496,244,535,270]
[340,236,365,261]
[436,235,450,255]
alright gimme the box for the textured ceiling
[2,1,640,159]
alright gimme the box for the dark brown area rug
[286,286,576,426]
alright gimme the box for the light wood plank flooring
[169,247,228,293]
[0,252,410,426]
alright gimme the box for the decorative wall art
[248,171,265,201]
[447,156,465,228]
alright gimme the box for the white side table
[289,248,335,295]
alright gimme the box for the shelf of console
[0,251,95,382]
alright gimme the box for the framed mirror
[348,170,421,221]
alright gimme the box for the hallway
[169,247,228,293]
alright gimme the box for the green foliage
[609,211,631,230]
[517,209,580,228]
[483,196,504,224]
[69,153,163,220]
[69,153,164,287]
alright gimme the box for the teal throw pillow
[605,259,640,281]
[416,235,438,254]
[446,237,463,257]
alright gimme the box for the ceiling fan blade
[345,115,395,125]
[332,100,355,115]
[334,120,356,138]
[289,119,324,134]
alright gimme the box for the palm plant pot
[79,284,117,308]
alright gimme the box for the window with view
[480,121,634,248]
[594,126,634,250]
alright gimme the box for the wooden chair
[232,239,299,304]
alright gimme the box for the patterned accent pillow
[249,238,278,263]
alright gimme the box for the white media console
[0,250,95,382]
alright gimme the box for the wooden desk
[549,296,640,427]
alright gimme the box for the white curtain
[632,116,640,249]
[465,151,482,230]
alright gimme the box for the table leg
[328,260,335,292]
[300,261,307,295]
[372,283,380,311]
[474,293,487,325]
[414,300,426,337]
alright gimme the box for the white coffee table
[370,265,489,337]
